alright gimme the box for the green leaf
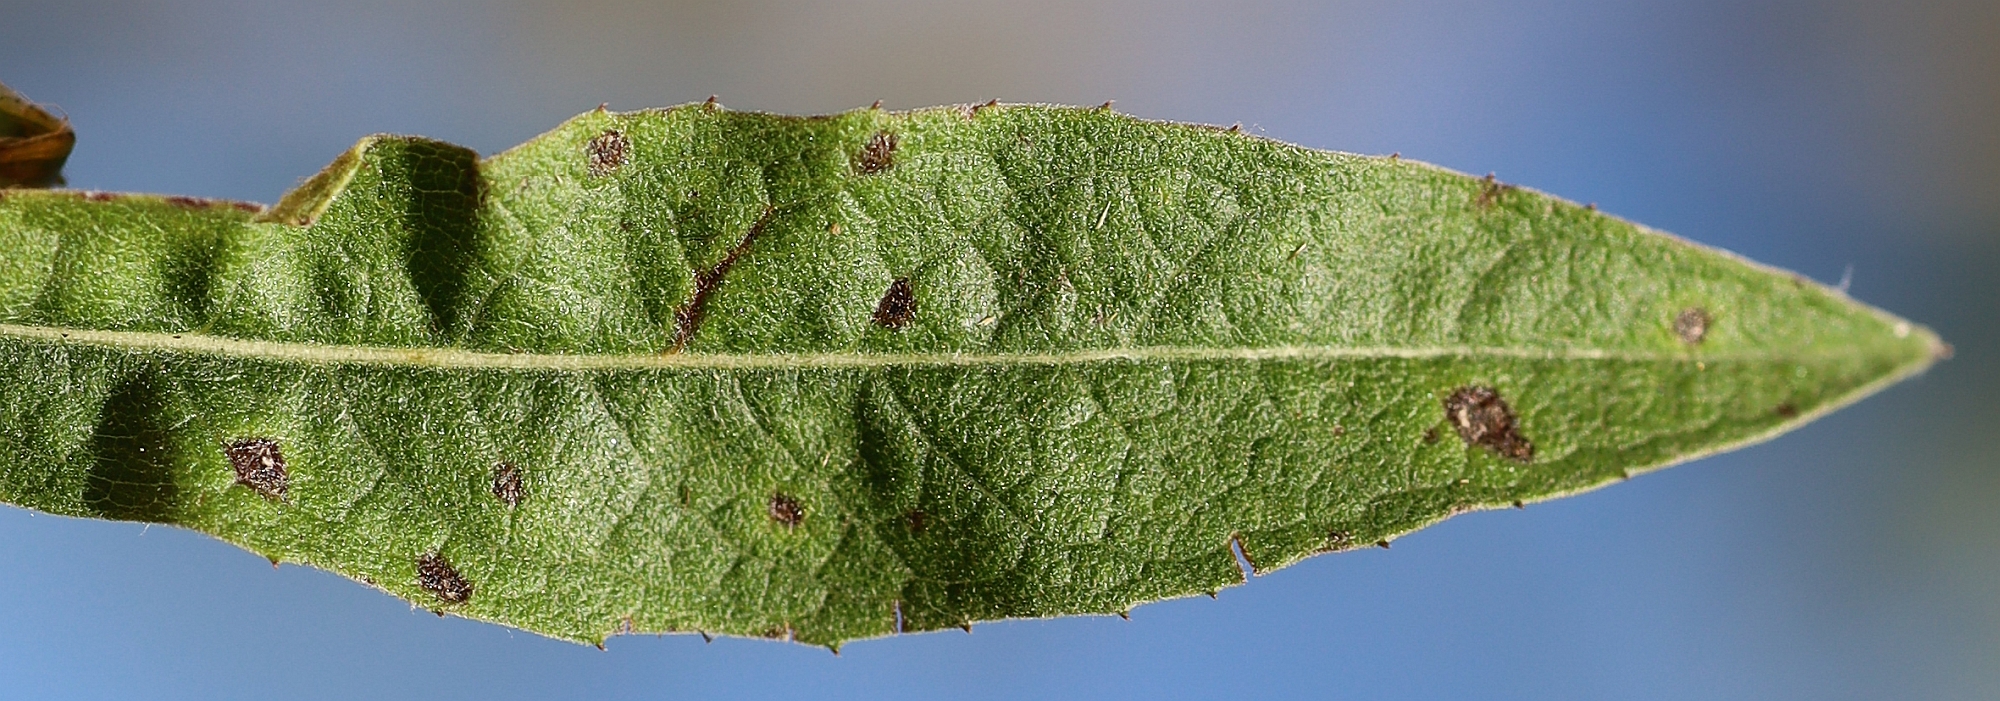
[0,102,1943,647]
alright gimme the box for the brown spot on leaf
[417,553,473,604]
[872,277,916,329]
[854,131,897,174]
[1775,403,1799,418]
[1674,307,1711,345]
[231,201,264,214]
[674,205,776,350]
[904,509,927,534]
[84,191,117,202]
[224,438,288,501]
[491,461,524,507]
[1326,530,1352,549]
[165,195,219,209]
[1422,427,1441,444]
[1474,173,1516,209]
[768,492,804,528]
[586,129,629,177]
[1443,386,1534,462]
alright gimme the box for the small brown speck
[165,195,216,209]
[872,277,916,329]
[225,438,288,501]
[1474,173,1515,209]
[85,191,117,202]
[231,201,263,214]
[1326,530,1352,549]
[1512,500,1526,509]
[905,509,928,534]
[1422,427,1441,444]
[417,553,473,604]
[1375,540,1391,549]
[854,131,898,174]
[1674,307,1711,345]
[1444,386,1534,462]
[586,130,629,177]
[1775,403,1799,419]
[768,492,804,528]
[491,461,524,507]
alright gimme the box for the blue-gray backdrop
[2,2,1995,699]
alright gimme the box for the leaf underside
[0,103,1941,647]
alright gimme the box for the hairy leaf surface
[0,103,1942,647]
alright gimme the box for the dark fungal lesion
[1443,386,1534,462]
[768,492,804,528]
[586,129,629,177]
[673,205,776,350]
[224,438,288,501]
[1473,173,1517,210]
[491,461,524,507]
[1674,307,1711,345]
[853,130,897,174]
[417,553,473,604]
[872,277,916,329]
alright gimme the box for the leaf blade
[0,103,1942,646]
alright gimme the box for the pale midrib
[0,322,1876,371]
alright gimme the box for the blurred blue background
[2,2,1995,698]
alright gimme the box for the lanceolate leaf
[0,103,1943,647]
